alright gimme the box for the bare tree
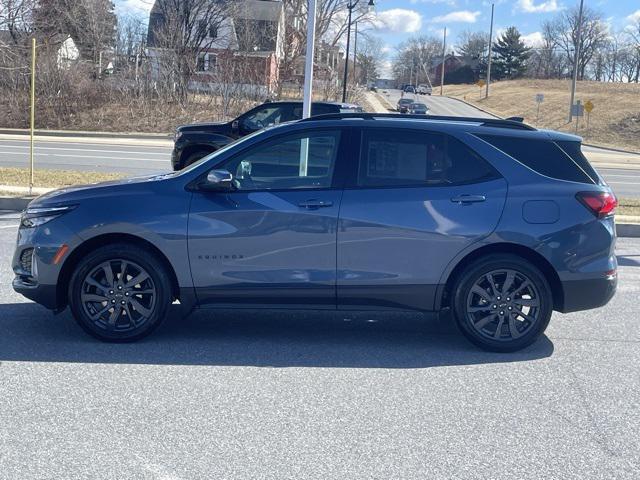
[456,30,488,61]
[549,3,608,80]
[392,35,442,86]
[147,0,230,101]
[1,0,35,42]
[354,34,383,85]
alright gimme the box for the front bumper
[13,276,58,310]
[560,274,617,313]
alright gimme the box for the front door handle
[298,200,334,209]
[451,194,486,204]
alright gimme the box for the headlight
[21,205,75,228]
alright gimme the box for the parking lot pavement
[1,217,639,479]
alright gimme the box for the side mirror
[200,169,234,191]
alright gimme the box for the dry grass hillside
[443,79,640,152]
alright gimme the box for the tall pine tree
[492,27,531,80]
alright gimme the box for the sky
[116,0,640,69]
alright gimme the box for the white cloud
[521,31,544,47]
[381,44,394,54]
[627,10,640,23]
[380,60,393,77]
[516,0,562,14]
[373,9,422,33]
[431,10,480,23]
[409,0,456,5]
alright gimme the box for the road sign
[584,100,594,113]
[535,93,544,103]
[476,79,486,88]
[571,101,584,117]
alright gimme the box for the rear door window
[477,134,595,184]
[358,129,500,187]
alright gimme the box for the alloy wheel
[80,259,157,332]
[465,268,541,342]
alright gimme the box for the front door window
[221,130,341,191]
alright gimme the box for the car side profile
[13,113,618,351]
[172,100,363,170]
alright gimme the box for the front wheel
[452,254,553,352]
[68,244,172,342]
[183,149,211,168]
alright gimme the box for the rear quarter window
[555,140,601,184]
[477,134,595,184]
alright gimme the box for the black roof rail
[299,112,536,131]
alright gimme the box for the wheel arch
[438,242,564,312]
[181,144,217,163]
[56,233,181,311]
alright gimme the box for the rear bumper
[13,276,58,310]
[559,274,617,313]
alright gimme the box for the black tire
[452,254,553,352]
[183,149,211,168]
[68,243,172,342]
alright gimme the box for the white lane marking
[601,174,640,178]
[0,145,169,156]
[608,181,640,185]
[2,139,171,149]
[0,151,167,163]
[0,224,18,229]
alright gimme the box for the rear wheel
[452,254,552,352]
[68,244,172,342]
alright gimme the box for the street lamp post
[341,0,374,103]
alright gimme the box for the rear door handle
[450,194,486,204]
[298,200,334,209]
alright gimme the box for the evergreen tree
[492,26,531,80]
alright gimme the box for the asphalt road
[0,136,172,176]
[0,212,639,479]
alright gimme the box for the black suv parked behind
[171,100,363,170]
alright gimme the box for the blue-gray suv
[12,114,618,351]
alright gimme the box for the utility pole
[568,0,584,122]
[440,27,446,96]
[341,4,354,102]
[485,3,494,99]
[353,21,358,84]
[302,0,317,119]
[29,37,36,195]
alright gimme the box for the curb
[444,96,501,118]
[373,92,396,112]
[0,196,33,211]
[583,143,640,156]
[0,128,172,140]
[616,223,640,238]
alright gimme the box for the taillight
[576,191,618,218]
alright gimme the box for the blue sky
[116,0,640,55]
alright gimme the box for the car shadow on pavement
[0,302,554,368]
